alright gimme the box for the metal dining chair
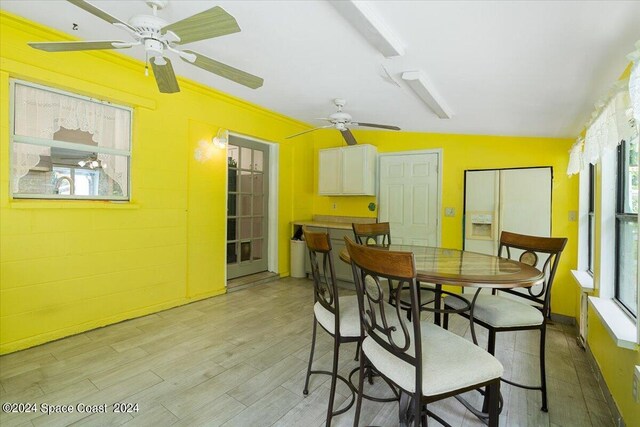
[443,231,567,412]
[352,222,436,320]
[346,237,503,427]
[302,229,358,426]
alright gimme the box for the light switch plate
[445,207,455,217]
[568,210,577,222]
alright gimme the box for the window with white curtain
[10,80,131,200]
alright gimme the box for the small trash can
[290,239,307,278]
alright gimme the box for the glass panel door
[226,136,269,279]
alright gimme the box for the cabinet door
[329,229,354,283]
[318,149,342,195]
[342,145,376,195]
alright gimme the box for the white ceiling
[2,0,639,138]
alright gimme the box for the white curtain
[12,83,130,194]
[629,40,640,125]
[583,87,632,166]
[567,40,640,176]
[566,138,583,176]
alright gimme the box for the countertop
[292,215,376,230]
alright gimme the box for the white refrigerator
[463,167,552,255]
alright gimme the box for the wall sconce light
[213,128,229,149]
[195,128,228,162]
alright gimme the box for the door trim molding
[227,132,279,281]
[377,149,443,247]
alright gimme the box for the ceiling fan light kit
[28,0,264,94]
[402,70,453,119]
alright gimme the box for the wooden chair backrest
[352,222,391,247]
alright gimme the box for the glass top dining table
[339,244,544,289]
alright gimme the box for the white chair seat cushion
[445,294,544,328]
[314,295,360,338]
[362,322,503,396]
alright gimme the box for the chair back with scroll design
[304,229,340,330]
[352,222,391,247]
[497,231,568,317]
[344,237,421,384]
[345,237,424,423]
[303,229,360,426]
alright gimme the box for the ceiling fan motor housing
[128,14,168,59]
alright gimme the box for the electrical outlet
[634,366,640,403]
[332,203,337,210]
[568,210,577,222]
[444,207,455,217]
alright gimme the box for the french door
[226,136,269,279]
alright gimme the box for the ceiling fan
[28,0,263,93]
[286,98,400,145]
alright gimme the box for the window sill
[9,201,138,210]
[571,269,594,293]
[588,296,638,350]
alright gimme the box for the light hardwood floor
[0,278,615,426]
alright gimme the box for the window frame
[9,79,133,201]
[587,163,595,275]
[615,138,638,318]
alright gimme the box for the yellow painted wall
[588,307,639,424]
[312,130,579,317]
[0,12,314,354]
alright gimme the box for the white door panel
[379,153,440,246]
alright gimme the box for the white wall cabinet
[318,144,377,195]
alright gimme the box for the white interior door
[378,153,440,245]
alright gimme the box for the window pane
[227,218,237,241]
[240,171,252,193]
[240,218,251,239]
[253,217,263,238]
[228,194,237,216]
[228,168,237,192]
[227,146,239,168]
[588,214,595,273]
[623,137,638,213]
[253,195,264,216]
[227,242,237,264]
[253,150,263,171]
[240,241,251,261]
[12,143,127,198]
[252,239,263,260]
[253,173,264,194]
[617,218,638,316]
[240,195,252,216]
[240,147,252,170]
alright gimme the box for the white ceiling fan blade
[352,122,401,130]
[67,0,134,31]
[181,50,263,89]
[286,125,333,139]
[151,57,180,94]
[28,40,132,52]
[162,6,241,45]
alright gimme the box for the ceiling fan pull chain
[144,51,149,77]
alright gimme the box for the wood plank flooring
[0,277,615,426]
